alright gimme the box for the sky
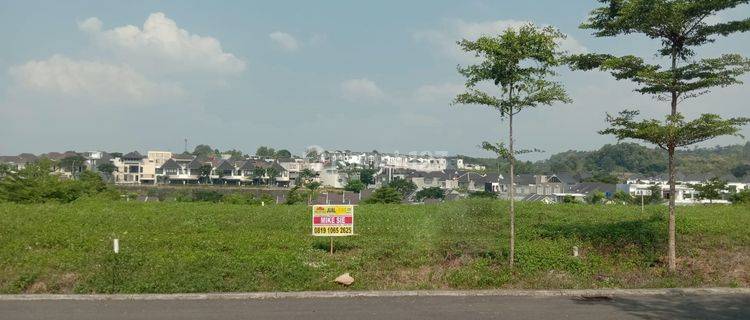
[1,0,749,160]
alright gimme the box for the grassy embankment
[0,199,748,293]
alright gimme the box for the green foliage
[275,149,292,158]
[59,154,85,172]
[585,190,606,204]
[364,187,402,204]
[358,168,377,185]
[221,193,270,205]
[96,162,116,175]
[729,189,750,204]
[192,144,214,156]
[731,164,750,178]
[0,160,116,204]
[415,187,445,201]
[387,178,417,197]
[192,190,223,203]
[344,180,365,193]
[601,111,750,151]
[285,185,306,205]
[453,24,571,117]
[612,190,634,204]
[469,191,497,199]
[256,146,276,158]
[583,173,620,184]
[222,149,244,158]
[691,177,728,202]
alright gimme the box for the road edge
[1,288,749,301]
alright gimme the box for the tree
[266,167,279,186]
[285,185,306,205]
[344,180,365,193]
[59,154,86,175]
[305,149,319,160]
[358,168,377,186]
[223,149,244,158]
[363,186,402,204]
[612,190,634,204]
[415,187,445,201]
[570,0,750,272]
[275,149,292,159]
[97,162,116,182]
[731,164,750,178]
[305,181,321,204]
[453,24,572,267]
[729,189,750,204]
[388,178,417,197]
[198,164,213,184]
[692,177,728,203]
[585,190,606,204]
[298,169,315,185]
[256,146,276,158]
[192,144,214,157]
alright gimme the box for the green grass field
[1,198,748,293]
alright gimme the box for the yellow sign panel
[312,205,354,237]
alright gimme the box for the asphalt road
[1,294,749,320]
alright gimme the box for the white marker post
[112,238,119,293]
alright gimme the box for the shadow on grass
[538,214,666,250]
[536,214,667,266]
[575,294,750,320]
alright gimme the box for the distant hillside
[455,142,750,179]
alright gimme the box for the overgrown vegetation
[0,160,117,203]
[1,199,748,293]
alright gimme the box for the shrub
[468,191,497,199]
[415,187,445,201]
[363,187,402,204]
[192,190,223,203]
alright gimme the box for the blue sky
[1,1,749,159]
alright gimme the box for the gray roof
[569,182,617,195]
[522,194,556,202]
[215,160,235,171]
[160,159,181,170]
[122,151,144,159]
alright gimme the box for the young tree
[198,164,213,184]
[96,162,116,182]
[453,24,572,267]
[570,0,750,272]
[358,168,377,186]
[305,181,322,204]
[363,186,402,204]
[388,178,417,197]
[692,177,728,203]
[344,180,365,193]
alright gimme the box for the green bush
[192,190,223,203]
[0,160,117,203]
[363,187,402,204]
[415,187,445,201]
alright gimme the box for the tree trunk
[508,87,516,268]
[667,53,678,273]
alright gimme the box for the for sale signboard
[312,205,354,236]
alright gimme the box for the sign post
[312,205,354,254]
[635,189,652,213]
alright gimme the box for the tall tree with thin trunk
[453,24,572,267]
[570,0,750,272]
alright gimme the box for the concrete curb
[1,288,749,301]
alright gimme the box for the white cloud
[269,31,300,51]
[79,12,246,74]
[413,83,465,103]
[8,55,184,104]
[414,19,587,62]
[340,78,384,101]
